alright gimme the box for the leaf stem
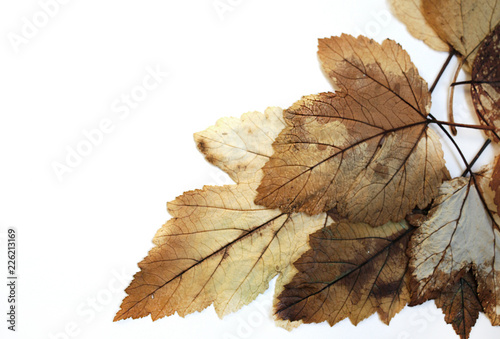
[429,120,496,131]
[461,139,492,177]
[429,50,455,94]
[427,114,472,175]
[447,56,464,136]
[451,80,500,86]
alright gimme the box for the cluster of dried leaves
[115,1,500,338]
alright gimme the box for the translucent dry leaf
[388,0,450,52]
[114,109,326,321]
[409,177,500,325]
[435,269,483,339]
[275,219,413,326]
[471,22,500,141]
[255,35,447,226]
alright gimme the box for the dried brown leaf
[114,184,327,321]
[388,0,450,52]
[435,269,483,339]
[114,109,325,322]
[471,23,500,140]
[409,177,500,325]
[255,35,447,226]
[275,220,413,326]
[421,0,500,72]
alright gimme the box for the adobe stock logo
[7,0,71,54]
[51,64,169,182]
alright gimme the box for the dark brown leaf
[275,220,413,326]
[435,269,483,339]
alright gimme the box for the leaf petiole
[428,119,496,131]
[429,50,455,94]
[447,56,464,136]
[461,139,492,177]
[428,113,472,175]
[451,80,500,86]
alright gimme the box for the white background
[1,0,499,338]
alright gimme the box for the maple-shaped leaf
[388,0,450,52]
[471,22,500,141]
[255,35,447,226]
[392,0,500,72]
[275,219,413,326]
[114,109,326,321]
[435,269,483,339]
[409,177,500,325]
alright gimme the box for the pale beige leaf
[409,177,500,325]
[114,184,327,321]
[389,0,450,51]
[255,35,447,226]
[422,0,500,71]
[194,107,285,184]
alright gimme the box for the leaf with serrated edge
[471,23,500,141]
[115,109,325,321]
[435,269,483,339]
[409,177,500,325]
[194,107,285,184]
[275,219,412,326]
[421,0,500,71]
[114,184,327,321]
[388,0,449,52]
[255,35,447,226]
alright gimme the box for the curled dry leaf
[275,220,413,326]
[435,269,483,339]
[409,177,500,325]
[255,35,447,226]
[388,0,449,52]
[471,23,500,140]
[114,109,326,321]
